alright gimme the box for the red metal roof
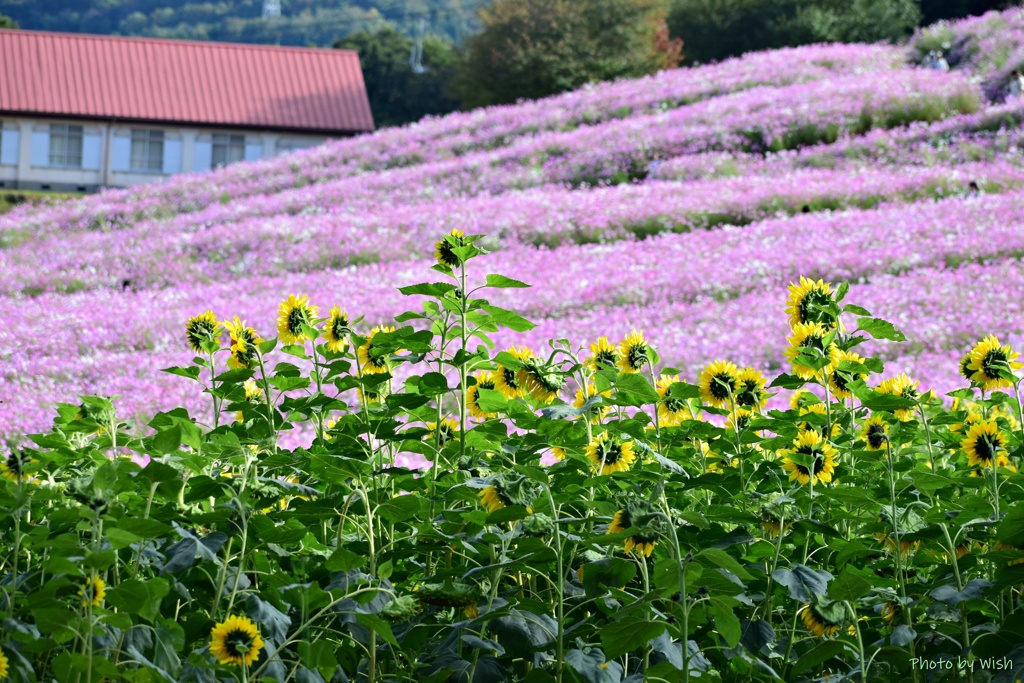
[0,30,374,133]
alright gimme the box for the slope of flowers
[2,16,1023,446]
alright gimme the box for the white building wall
[0,115,330,191]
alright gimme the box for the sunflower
[358,325,396,374]
[656,375,694,426]
[586,336,619,372]
[0,450,32,482]
[428,418,460,447]
[223,317,263,370]
[467,371,498,420]
[780,430,837,487]
[790,389,816,410]
[825,348,866,400]
[966,335,1023,391]
[185,311,220,353]
[785,276,837,329]
[585,433,636,475]
[494,346,534,399]
[881,601,901,627]
[698,360,740,409]
[800,603,841,638]
[760,511,787,540]
[322,306,350,353]
[877,374,920,422]
[276,294,319,345]
[608,509,658,558]
[210,615,265,667]
[877,529,920,557]
[549,447,566,462]
[518,358,564,404]
[235,379,264,423]
[798,404,840,438]
[79,575,106,607]
[358,385,384,405]
[574,383,611,423]
[435,228,465,268]
[734,367,768,411]
[861,415,888,451]
[785,322,834,380]
[617,330,651,374]
[726,407,753,433]
[961,420,1006,469]
[959,352,976,383]
[479,485,510,514]
[952,400,1019,433]
[0,648,7,680]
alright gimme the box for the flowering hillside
[5,12,1024,683]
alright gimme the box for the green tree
[0,12,17,28]
[668,0,920,65]
[455,0,682,108]
[336,25,461,128]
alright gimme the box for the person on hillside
[1008,70,1024,98]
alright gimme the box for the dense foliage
[334,27,461,128]
[455,0,682,108]
[0,0,484,46]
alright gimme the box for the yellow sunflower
[358,385,384,405]
[79,575,106,607]
[223,317,263,370]
[185,310,220,353]
[800,603,841,638]
[494,346,534,399]
[861,414,889,451]
[760,513,786,540]
[780,430,837,487]
[518,359,563,404]
[210,615,265,667]
[276,294,319,345]
[966,335,1022,391]
[358,325,396,374]
[617,329,651,374]
[961,420,1006,469]
[726,407,754,433]
[428,418,460,447]
[435,228,465,268]
[825,348,866,400]
[479,485,509,514]
[881,601,901,627]
[785,322,834,380]
[877,374,920,422]
[608,509,658,558]
[959,352,976,383]
[322,306,350,353]
[790,389,816,410]
[0,450,33,482]
[656,375,694,426]
[877,527,920,557]
[698,360,740,409]
[235,378,264,423]
[785,276,837,329]
[798,404,840,438]
[574,383,611,424]
[585,433,636,475]
[0,648,8,680]
[467,371,498,420]
[734,367,768,411]
[586,336,619,372]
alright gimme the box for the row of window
[44,125,246,171]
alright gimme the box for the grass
[0,189,76,215]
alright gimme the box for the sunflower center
[796,447,827,474]
[599,441,623,465]
[664,397,687,413]
[799,290,834,326]
[900,386,919,402]
[224,629,253,656]
[866,424,886,449]
[287,307,310,336]
[6,455,22,474]
[627,343,649,369]
[981,349,1009,379]
[366,345,388,369]
[501,367,520,389]
[710,372,734,400]
[736,380,761,407]
[595,350,617,367]
[330,316,349,339]
[974,434,1000,462]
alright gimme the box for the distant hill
[0,0,484,46]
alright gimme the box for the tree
[668,0,920,65]
[336,25,461,128]
[455,0,682,109]
[0,12,17,29]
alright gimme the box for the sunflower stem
[845,601,868,682]
[209,350,221,429]
[884,436,918,683]
[916,399,936,473]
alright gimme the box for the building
[0,30,374,191]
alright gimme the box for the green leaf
[480,304,536,332]
[354,613,400,648]
[476,388,508,413]
[931,579,993,605]
[106,578,170,622]
[771,565,833,602]
[613,373,660,407]
[997,504,1024,547]
[828,568,872,602]
[161,365,202,380]
[398,282,457,297]
[418,372,450,396]
[486,274,531,289]
[697,548,753,581]
[600,616,667,659]
[856,317,906,342]
[150,426,182,455]
[790,640,848,678]
[709,597,741,648]
[326,546,366,572]
[377,495,422,523]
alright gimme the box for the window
[276,139,315,156]
[130,129,164,172]
[49,124,84,167]
[211,134,245,168]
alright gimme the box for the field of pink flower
[2,12,1023,449]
